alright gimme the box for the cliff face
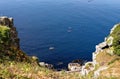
[0,16,28,62]
[0,16,19,48]
[80,24,120,78]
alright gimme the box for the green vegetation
[0,61,82,79]
[0,61,117,79]
[0,25,10,44]
[109,24,120,56]
[0,25,30,62]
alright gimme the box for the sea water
[0,0,120,69]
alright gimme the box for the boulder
[39,62,46,67]
[68,63,81,71]
[32,56,39,61]
[81,62,95,76]
[39,62,53,69]
[106,36,113,46]
[45,63,54,69]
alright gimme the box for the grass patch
[0,25,10,44]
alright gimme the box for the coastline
[0,16,120,78]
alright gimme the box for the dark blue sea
[0,0,120,69]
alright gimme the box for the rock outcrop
[68,59,85,71]
[0,16,19,48]
[39,62,54,69]
[0,16,29,62]
[68,63,81,71]
[81,62,95,75]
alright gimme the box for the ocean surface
[0,0,120,69]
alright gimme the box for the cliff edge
[80,24,120,79]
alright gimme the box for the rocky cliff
[0,16,19,48]
[80,24,120,78]
[0,16,29,62]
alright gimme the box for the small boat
[67,30,72,32]
[57,62,63,65]
[49,47,55,50]
[67,27,72,32]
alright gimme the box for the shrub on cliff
[0,25,10,44]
